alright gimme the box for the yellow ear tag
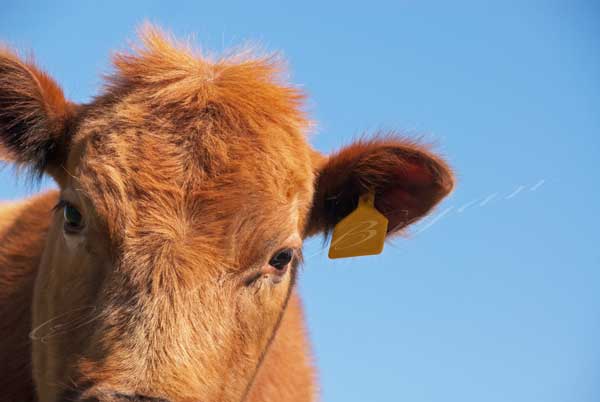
[328,192,389,259]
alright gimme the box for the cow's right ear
[0,47,76,180]
[304,135,454,239]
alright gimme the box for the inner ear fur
[305,134,454,237]
[0,47,75,179]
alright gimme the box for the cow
[0,26,453,402]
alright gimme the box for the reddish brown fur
[0,193,58,402]
[0,26,454,402]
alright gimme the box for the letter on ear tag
[328,193,389,259]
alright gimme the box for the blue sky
[2,1,599,401]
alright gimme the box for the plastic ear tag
[328,192,388,259]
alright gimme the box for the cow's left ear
[304,135,454,238]
[0,47,76,180]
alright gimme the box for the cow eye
[269,248,294,270]
[63,203,84,233]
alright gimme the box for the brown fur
[0,26,454,402]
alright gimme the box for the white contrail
[505,185,525,199]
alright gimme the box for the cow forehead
[64,29,316,246]
[68,107,315,250]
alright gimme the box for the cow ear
[0,47,75,180]
[304,134,454,238]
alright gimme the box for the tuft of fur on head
[103,24,309,135]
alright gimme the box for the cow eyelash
[52,199,69,212]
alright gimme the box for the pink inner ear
[400,160,433,186]
[373,161,441,233]
[375,187,419,233]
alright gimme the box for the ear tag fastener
[328,192,388,259]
